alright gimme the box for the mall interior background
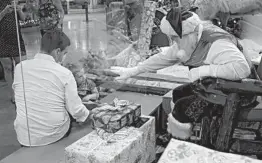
[0,0,262,161]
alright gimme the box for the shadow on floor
[0,81,20,160]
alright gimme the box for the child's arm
[82,85,100,102]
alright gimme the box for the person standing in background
[0,0,27,103]
[27,0,64,36]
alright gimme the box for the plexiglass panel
[0,0,175,161]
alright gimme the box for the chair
[197,60,262,158]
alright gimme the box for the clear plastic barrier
[0,0,167,158]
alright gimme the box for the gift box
[92,99,141,133]
[65,116,156,163]
[158,139,261,163]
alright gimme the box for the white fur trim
[177,50,188,62]
[167,114,193,140]
[160,16,178,36]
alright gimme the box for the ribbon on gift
[96,128,131,142]
[113,98,130,109]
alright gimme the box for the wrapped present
[65,116,156,163]
[92,99,141,133]
[158,138,261,163]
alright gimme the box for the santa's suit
[138,12,251,82]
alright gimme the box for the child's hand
[82,93,99,102]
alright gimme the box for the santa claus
[110,7,251,139]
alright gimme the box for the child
[65,63,100,103]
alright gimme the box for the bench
[0,91,163,163]
[0,123,92,163]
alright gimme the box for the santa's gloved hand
[110,66,142,81]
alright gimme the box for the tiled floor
[0,12,115,160]
[0,81,18,160]
[23,13,108,59]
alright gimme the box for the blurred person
[39,0,64,36]
[27,0,64,36]
[0,0,27,102]
[13,30,91,147]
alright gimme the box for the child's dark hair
[40,29,71,54]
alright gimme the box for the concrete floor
[0,12,117,160]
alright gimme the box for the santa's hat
[160,8,202,38]
[155,9,166,21]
